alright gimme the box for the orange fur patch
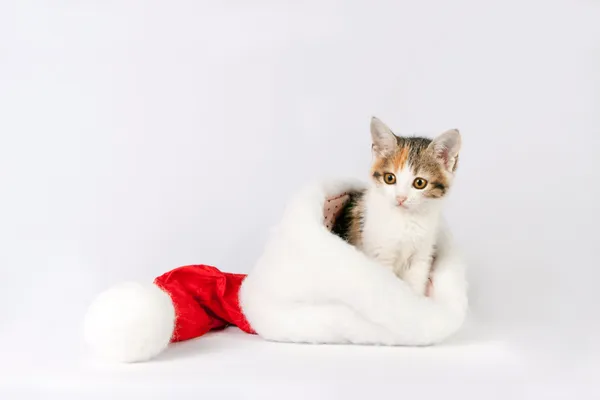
[393,147,409,170]
[370,157,387,176]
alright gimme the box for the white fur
[362,164,445,294]
[239,178,468,346]
[83,282,175,363]
[361,187,440,295]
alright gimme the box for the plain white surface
[1,0,599,398]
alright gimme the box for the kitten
[332,117,461,295]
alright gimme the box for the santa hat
[83,179,467,362]
[83,264,254,363]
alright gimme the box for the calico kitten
[332,117,461,295]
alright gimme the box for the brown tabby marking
[330,190,366,246]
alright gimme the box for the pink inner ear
[437,147,450,167]
[323,193,351,231]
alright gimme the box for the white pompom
[83,282,175,363]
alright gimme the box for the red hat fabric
[154,264,255,342]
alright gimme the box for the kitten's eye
[413,177,428,189]
[383,173,396,184]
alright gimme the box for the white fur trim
[240,178,468,345]
[83,282,175,363]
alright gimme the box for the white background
[1,1,599,398]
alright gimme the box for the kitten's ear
[370,116,397,156]
[429,129,461,172]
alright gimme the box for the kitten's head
[369,117,461,212]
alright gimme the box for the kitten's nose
[396,196,408,206]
